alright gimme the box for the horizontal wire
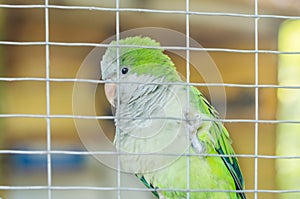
[0,185,299,194]
[1,3,298,197]
[0,149,300,159]
[1,3,299,196]
[1,41,300,54]
[0,77,103,83]
[0,77,299,90]
[0,114,300,124]
[0,4,300,20]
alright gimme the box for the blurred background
[0,0,300,199]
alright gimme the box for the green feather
[136,174,159,198]
[102,36,178,81]
[101,36,246,199]
[191,86,246,199]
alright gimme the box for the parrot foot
[184,112,202,134]
[184,112,206,154]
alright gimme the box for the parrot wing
[136,174,159,198]
[191,86,246,199]
[131,82,246,199]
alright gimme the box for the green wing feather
[191,86,246,199]
[136,86,246,199]
[136,174,159,198]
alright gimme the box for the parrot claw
[184,112,206,154]
[184,112,202,134]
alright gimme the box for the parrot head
[100,36,180,107]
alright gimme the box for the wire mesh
[0,0,300,199]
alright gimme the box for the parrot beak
[104,82,116,107]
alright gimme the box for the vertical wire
[254,0,259,199]
[115,0,121,198]
[44,0,52,198]
[185,0,190,198]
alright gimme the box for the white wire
[185,0,190,198]
[254,0,259,198]
[2,40,300,54]
[115,0,121,198]
[0,1,300,198]
[44,0,52,199]
[0,185,300,194]
[1,149,300,159]
[0,4,300,20]
[1,77,300,89]
[0,113,300,124]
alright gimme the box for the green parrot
[101,36,246,199]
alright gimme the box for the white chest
[115,85,203,173]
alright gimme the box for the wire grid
[0,0,300,199]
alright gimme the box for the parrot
[100,36,246,199]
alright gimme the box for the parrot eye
[121,67,129,75]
